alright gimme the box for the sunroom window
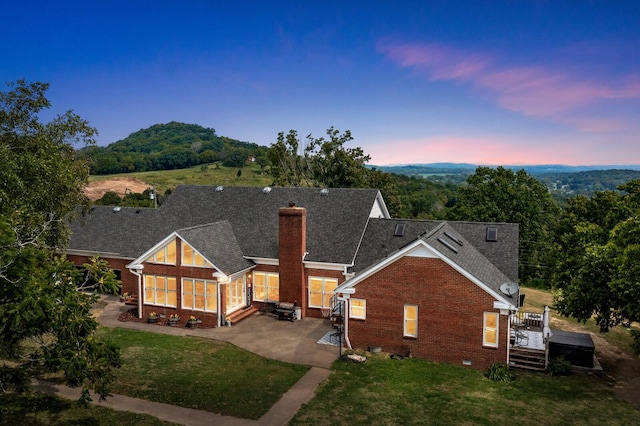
[146,239,176,265]
[144,275,177,307]
[182,278,217,312]
[182,242,213,267]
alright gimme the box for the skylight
[486,227,498,242]
[444,231,463,246]
[394,223,405,237]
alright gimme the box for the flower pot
[147,317,159,323]
[168,318,179,326]
[187,321,198,329]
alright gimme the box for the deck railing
[511,310,544,332]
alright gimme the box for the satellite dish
[499,282,520,296]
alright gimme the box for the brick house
[67,185,520,369]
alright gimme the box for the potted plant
[187,315,198,329]
[147,312,159,323]
[120,292,130,302]
[168,313,180,326]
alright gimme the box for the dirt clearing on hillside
[84,177,150,201]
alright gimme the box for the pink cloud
[377,41,640,129]
[367,135,638,167]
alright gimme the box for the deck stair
[226,306,259,324]
[510,347,546,371]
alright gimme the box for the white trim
[303,261,349,271]
[335,239,515,309]
[404,304,418,338]
[308,276,338,309]
[129,232,180,266]
[349,298,366,320]
[179,239,214,268]
[181,277,218,313]
[483,312,499,348]
[245,256,279,266]
[66,249,125,258]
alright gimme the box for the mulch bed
[117,307,210,328]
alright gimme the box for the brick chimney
[278,202,307,317]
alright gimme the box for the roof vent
[394,223,405,237]
[135,209,141,214]
[437,237,458,254]
[486,227,498,242]
[215,185,224,192]
[320,188,329,196]
[113,206,121,212]
[262,186,272,194]
[444,231,463,246]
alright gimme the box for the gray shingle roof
[68,185,383,264]
[351,218,519,283]
[420,222,517,303]
[176,222,254,275]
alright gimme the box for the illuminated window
[144,274,177,307]
[182,278,217,312]
[253,272,279,303]
[404,304,418,337]
[483,312,499,347]
[225,277,245,312]
[308,277,338,309]
[146,239,177,265]
[182,242,213,267]
[350,299,366,319]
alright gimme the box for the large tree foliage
[552,180,640,333]
[0,80,120,402]
[447,166,561,284]
[268,127,404,215]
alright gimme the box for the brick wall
[346,256,509,370]
[278,205,307,316]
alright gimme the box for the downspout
[129,264,144,319]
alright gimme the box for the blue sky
[2,1,639,166]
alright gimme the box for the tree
[267,127,404,216]
[552,180,640,333]
[447,166,561,284]
[0,80,120,402]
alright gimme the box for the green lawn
[89,163,271,194]
[290,355,639,425]
[98,327,309,419]
[0,392,178,426]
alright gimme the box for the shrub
[485,362,513,382]
[548,356,572,376]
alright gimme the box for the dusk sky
[2,1,639,166]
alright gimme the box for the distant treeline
[80,122,269,174]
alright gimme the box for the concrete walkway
[37,296,337,425]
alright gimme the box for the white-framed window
[226,277,245,312]
[146,239,177,265]
[182,278,217,312]
[144,274,177,307]
[253,272,279,303]
[349,298,366,319]
[308,277,338,308]
[182,242,213,267]
[483,312,499,347]
[404,304,418,337]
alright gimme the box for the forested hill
[81,122,269,175]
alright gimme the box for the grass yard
[290,355,639,425]
[89,163,271,194]
[0,392,178,426]
[98,327,308,419]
